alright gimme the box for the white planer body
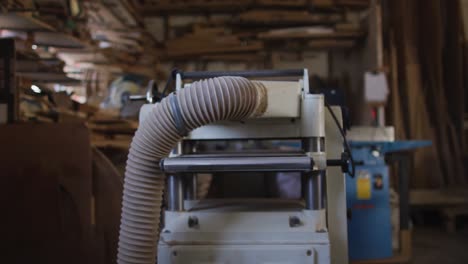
[138,69,349,264]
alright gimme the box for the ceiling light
[31,85,41,93]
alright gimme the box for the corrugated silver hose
[117,76,267,264]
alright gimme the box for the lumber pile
[130,0,370,62]
[159,5,364,60]
[131,0,370,14]
[387,0,466,188]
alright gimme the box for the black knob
[341,152,350,174]
[188,216,199,228]
[289,216,302,227]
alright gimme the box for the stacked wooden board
[386,0,466,188]
[137,0,369,61]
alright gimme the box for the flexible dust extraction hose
[117,76,267,264]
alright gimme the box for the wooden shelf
[0,12,56,32]
[410,189,468,206]
[34,31,87,49]
[259,30,364,40]
[236,10,344,26]
[92,138,132,150]
[134,1,254,16]
[17,71,81,84]
[133,0,369,16]
[16,58,62,72]
[88,119,138,135]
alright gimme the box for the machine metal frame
[157,69,349,264]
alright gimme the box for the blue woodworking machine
[345,127,430,261]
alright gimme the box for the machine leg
[184,174,197,200]
[167,174,184,211]
[305,171,325,210]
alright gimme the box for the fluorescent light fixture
[31,85,41,93]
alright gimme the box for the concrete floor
[413,226,468,264]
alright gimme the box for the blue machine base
[346,164,392,261]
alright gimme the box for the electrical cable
[324,100,356,177]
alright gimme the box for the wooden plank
[366,0,383,71]
[256,0,307,7]
[415,0,465,186]
[166,27,264,57]
[399,230,412,261]
[410,189,468,206]
[0,12,56,32]
[312,0,371,8]
[84,2,126,30]
[351,255,410,264]
[389,31,406,139]
[336,0,370,7]
[133,0,369,15]
[307,39,355,49]
[92,138,132,150]
[199,53,265,62]
[88,120,138,135]
[16,71,79,83]
[390,0,444,188]
[34,31,87,49]
[443,0,465,184]
[237,10,343,25]
[335,22,360,32]
[103,0,138,27]
[134,0,252,15]
[259,28,363,39]
[166,41,263,58]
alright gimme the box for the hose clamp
[169,94,188,136]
